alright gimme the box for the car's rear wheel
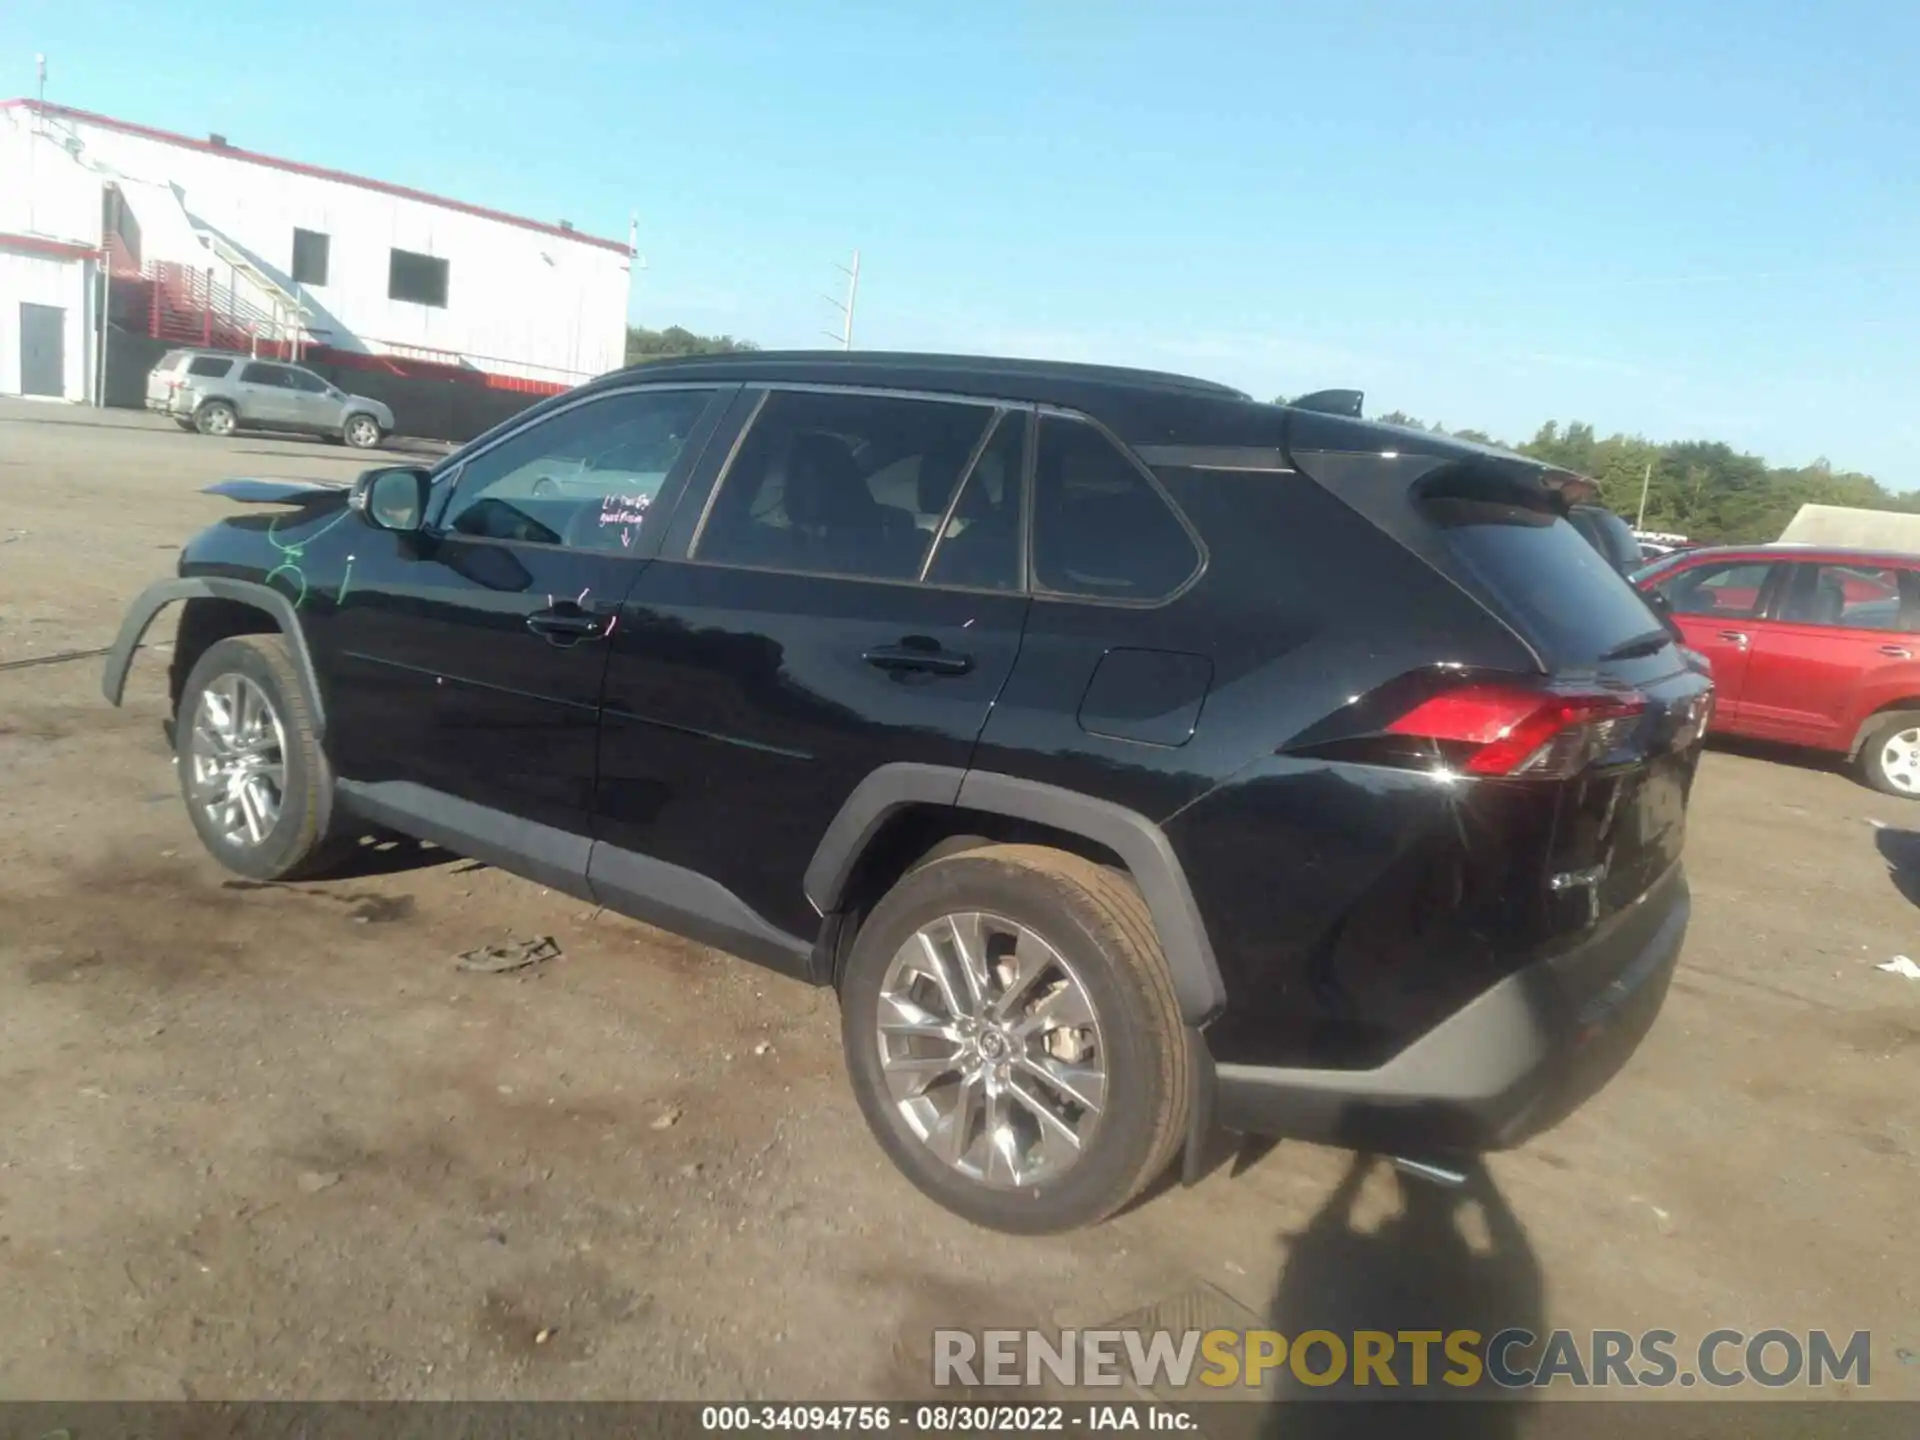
[173,418,196,432]
[343,413,383,449]
[176,634,352,880]
[1859,712,1920,797]
[840,844,1189,1233]
[195,400,237,438]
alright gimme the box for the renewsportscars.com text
[933,1328,1873,1391]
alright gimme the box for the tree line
[620,329,1906,544]
[1361,409,1919,544]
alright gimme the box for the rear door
[1641,556,1784,728]
[1739,562,1920,749]
[595,386,1032,948]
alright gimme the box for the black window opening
[695,390,1004,583]
[291,228,330,287]
[186,356,233,378]
[389,248,449,307]
[1031,415,1201,602]
[240,362,290,386]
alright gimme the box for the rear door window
[1427,497,1664,661]
[1777,563,1913,631]
[240,362,291,387]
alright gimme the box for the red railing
[143,260,286,350]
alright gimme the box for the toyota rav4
[103,353,1709,1233]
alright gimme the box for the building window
[388,248,449,308]
[291,228,330,287]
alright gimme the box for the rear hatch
[146,350,190,407]
[1286,422,1712,933]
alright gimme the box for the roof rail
[1289,388,1364,418]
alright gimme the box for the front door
[596,388,1033,945]
[322,384,733,867]
[19,303,64,397]
[1740,561,1920,749]
[1645,557,1782,730]
[283,365,342,431]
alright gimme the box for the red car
[1635,544,1920,794]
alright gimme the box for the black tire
[840,843,1190,1234]
[175,634,354,880]
[343,413,384,449]
[1856,710,1920,797]
[173,418,196,431]
[194,400,237,438]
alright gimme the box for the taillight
[1383,683,1647,779]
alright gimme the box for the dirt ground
[0,399,1914,1407]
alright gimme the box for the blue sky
[8,1,1918,483]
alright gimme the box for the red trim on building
[2,99,632,256]
[0,230,100,261]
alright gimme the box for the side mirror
[351,466,432,532]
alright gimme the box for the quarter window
[1655,561,1773,619]
[441,389,717,551]
[186,356,233,378]
[695,390,995,582]
[389,248,449,307]
[1031,415,1200,601]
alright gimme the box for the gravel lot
[0,399,1914,1409]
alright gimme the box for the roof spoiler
[1289,388,1364,418]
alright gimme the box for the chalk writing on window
[599,492,652,548]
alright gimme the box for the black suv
[104,353,1709,1233]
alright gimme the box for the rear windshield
[155,350,191,373]
[1427,497,1665,662]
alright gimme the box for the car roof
[598,349,1251,400]
[1659,543,1920,567]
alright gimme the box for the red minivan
[1635,545,1920,794]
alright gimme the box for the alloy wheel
[188,674,288,847]
[346,416,379,448]
[875,911,1106,1189]
[202,406,235,436]
[1882,728,1920,793]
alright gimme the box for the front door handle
[863,641,973,676]
[1717,630,1750,647]
[1881,644,1912,659]
[526,605,608,644]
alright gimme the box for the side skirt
[335,780,818,981]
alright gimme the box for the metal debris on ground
[1875,955,1920,980]
[455,936,562,974]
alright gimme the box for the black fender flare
[100,577,326,736]
[804,762,1227,1025]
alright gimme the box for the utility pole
[1635,460,1654,531]
[36,52,46,105]
[822,249,860,350]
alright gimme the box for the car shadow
[1258,1153,1544,1438]
[1703,733,1849,779]
[1873,827,1920,910]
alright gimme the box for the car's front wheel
[176,634,352,880]
[840,844,1190,1233]
[343,413,383,449]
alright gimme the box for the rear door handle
[863,642,973,676]
[526,606,608,643]
[1717,630,1749,647]
[1881,644,1912,659]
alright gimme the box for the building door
[19,304,65,397]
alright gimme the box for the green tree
[625,325,759,364]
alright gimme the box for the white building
[0,99,632,404]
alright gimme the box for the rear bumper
[1208,866,1687,1153]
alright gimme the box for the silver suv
[146,350,395,449]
